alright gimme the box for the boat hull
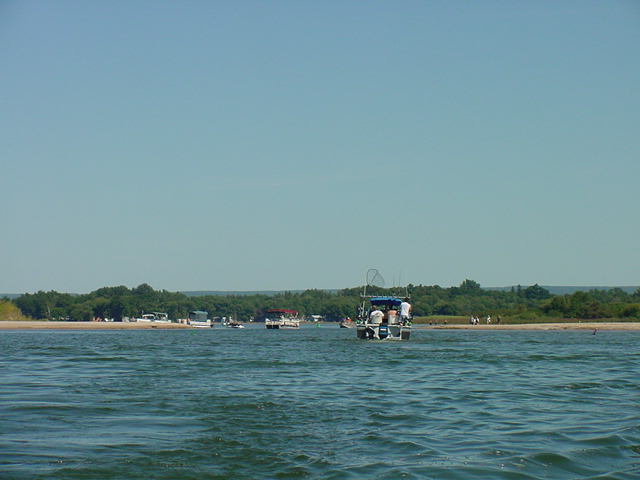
[265,319,300,329]
[356,323,411,341]
[189,321,213,328]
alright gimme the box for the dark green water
[1,327,639,479]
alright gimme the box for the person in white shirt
[400,298,412,324]
[369,306,384,325]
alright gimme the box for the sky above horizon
[2,1,639,294]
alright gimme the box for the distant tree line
[7,281,640,322]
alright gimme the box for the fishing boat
[264,309,300,329]
[355,269,412,341]
[356,296,411,340]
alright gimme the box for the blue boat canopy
[369,296,402,307]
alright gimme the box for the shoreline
[0,321,189,330]
[1,321,639,331]
[418,322,640,331]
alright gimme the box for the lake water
[1,326,639,479]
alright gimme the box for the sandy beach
[0,321,189,330]
[423,322,640,331]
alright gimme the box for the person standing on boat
[400,298,412,324]
[387,306,398,324]
[369,306,384,325]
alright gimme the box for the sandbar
[0,321,189,330]
[421,322,640,331]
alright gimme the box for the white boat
[225,322,245,329]
[223,317,245,329]
[188,310,213,328]
[355,269,412,341]
[339,318,355,328]
[135,312,172,323]
[265,309,300,329]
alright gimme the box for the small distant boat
[223,318,245,329]
[188,310,213,328]
[265,309,300,329]
[135,312,172,323]
[339,318,355,328]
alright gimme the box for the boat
[188,310,213,328]
[226,322,245,328]
[356,296,411,340]
[355,269,412,340]
[264,309,300,329]
[339,317,355,328]
[135,312,172,323]
[223,317,245,329]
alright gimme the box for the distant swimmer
[593,328,598,335]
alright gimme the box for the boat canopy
[268,309,298,315]
[369,296,403,307]
[189,311,208,322]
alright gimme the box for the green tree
[458,279,481,292]
[523,284,551,300]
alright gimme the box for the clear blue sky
[2,1,639,293]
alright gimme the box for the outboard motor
[378,324,389,339]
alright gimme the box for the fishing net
[366,268,385,288]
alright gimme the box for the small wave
[564,382,602,390]
[521,450,618,478]
[6,403,117,414]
